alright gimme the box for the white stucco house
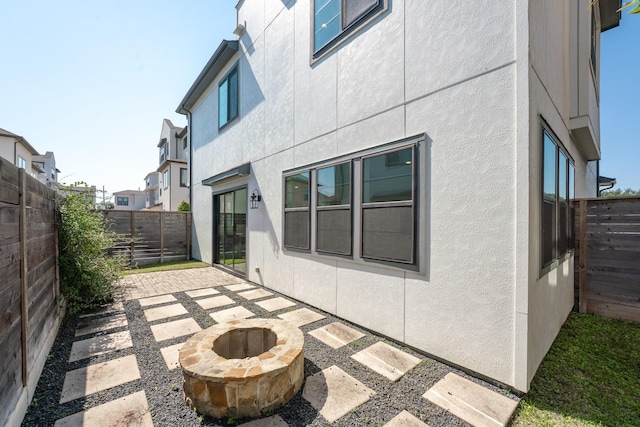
[0,127,43,179]
[177,0,620,392]
[32,151,60,189]
[113,189,146,211]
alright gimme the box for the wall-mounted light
[233,23,246,37]
[250,190,262,209]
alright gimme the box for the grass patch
[123,260,210,275]
[511,313,640,427]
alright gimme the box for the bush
[57,184,127,315]
[178,200,190,212]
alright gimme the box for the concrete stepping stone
[210,306,255,323]
[138,294,177,307]
[238,415,288,426]
[238,288,274,300]
[384,410,430,427]
[75,313,128,337]
[59,354,141,404]
[224,283,256,292]
[195,295,235,310]
[351,341,421,381]
[68,330,133,363]
[255,297,296,312]
[308,322,365,349]
[160,342,185,370]
[144,303,188,322]
[302,365,375,423]
[54,390,153,427]
[79,302,125,318]
[185,288,220,298]
[422,372,518,427]
[278,308,326,327]
[150,317,202,342]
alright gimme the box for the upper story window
[313,0,385,57]
[183,137,188,150]
[17,156,26,169]
[159,143,166,163]
[117,196,129,206]
[163,170,169,189]
[180,168,188,187]
[219,66,238,129]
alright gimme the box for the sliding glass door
[215,188,247,274]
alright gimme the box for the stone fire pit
[178,318,304,419]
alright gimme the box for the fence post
[578,199,588,313]
[18,170,29,386]
[186,212,191,261]
[160,211,165,263]
[130,211,135,266]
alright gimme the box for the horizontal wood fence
[574,197,640,323]
[103,210,191,266]
[0,157,63,427]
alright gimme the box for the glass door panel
[214,188,247,275]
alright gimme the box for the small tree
[57,183,127,315]
[178,200,190,212]
[600,187,640,198]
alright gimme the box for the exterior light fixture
[250,190,262,209]
[233,23,246,37]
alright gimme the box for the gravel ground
[22,282,520,426]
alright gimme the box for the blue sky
[0,2,638,198]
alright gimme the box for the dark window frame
[283,172,311,250]
[180,168,188,187]
[316,161,353,256]
[218,65,239,130]
[116,196,129,206]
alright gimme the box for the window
[313,0,384,55]
[159,144,166,163]
[183,137,188,150]
[219,66,238,129]
[542,128,575,268]
[163,170,169,189]
[117,196,129,206]
[17,156,26,169]
[283,140,419,268]
[180,168,188,187]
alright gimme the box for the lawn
[511,313,640,427]
[123,260,210,275]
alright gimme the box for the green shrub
[57,184,127,315]
[178,200,190,212]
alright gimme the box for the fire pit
[179,318,304,419]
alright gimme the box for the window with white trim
[180,168,188,187]
[163,170,169,189]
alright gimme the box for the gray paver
[255,297,296,312]
[79,302,125,318]
[195,295,235,310]
[239,415,288,426]
[59,355,141,404]
[224,283,256,292]
[75,313,128,337]
[384,410,430,427]
[423,372,518,427]
[278,308,326,327]
[68,330,133,363]
[238,288,274,300]
[150,317,202,342]
[351,341,422,381]
[185,287,220,298]
[54,390,153,427]
[160,342,185,370]
[210,306,255,323]
[138,294,177,307]
[308,322,365,349]
[144,303,188,322]
[302,365,375,423]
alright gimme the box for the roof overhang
[598,175,617,187]
[202,163,251,186]
[176,40,239,115]
[600,0,622,32]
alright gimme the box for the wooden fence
[103,210,191,266]
[0,157,63,427]
[574,197,640,323]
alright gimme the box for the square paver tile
[59,354,141,404]
[210,306,255,323]
[255,297,296,312]
[69,330,133,363]
[150,317,202,342]
[238,289,274,300]
[351,341,422,381]
[54,390,153,427]
[238,415,288,426]
[278,308,326,327]
[384,410,430,427]
[160,342,185,370]
[224,283,256,292]
[144,303,188,322]
[423,373,519,427]
[75,313,128,337]
[302,365,375,423]
[79,302,125,318]
[195,295,235,310]
[185,288,220,298]
[138,294,177,307]
[308,322,365,349]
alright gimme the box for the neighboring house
[143,171,162,210]
[0,127,42,179]
[32,151,60,189]
[58,184,97,204]
[177,0,620,392]
[155,119,189,211]
[113,190,146,211]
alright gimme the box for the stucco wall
[0,136,15,163]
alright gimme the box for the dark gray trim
[176,40,239,115]
[599,0,621,32]
[202,163,251,186]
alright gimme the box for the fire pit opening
[213,327,277,359]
